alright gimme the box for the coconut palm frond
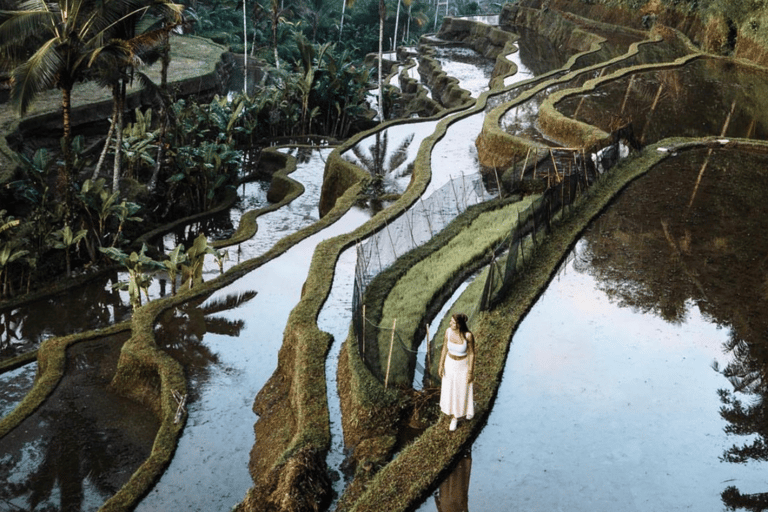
[11,38,61,115]
[200,290,258,315]
[0,10,55,46]
[386,132,413,172]
[204,316,247,337]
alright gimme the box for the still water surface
[418,147,768,511]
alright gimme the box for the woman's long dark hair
[452,313,469,336]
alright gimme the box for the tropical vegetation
[0,0,488,299]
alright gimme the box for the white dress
[440,328,474,419]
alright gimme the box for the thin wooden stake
[688,100,736,208]
[425,323,431,386]
[641,82,664,144]
[362,304,367,357]
[621,73,635,114]
[520,147,531,181]
[385,219,398,260]
[493,166,504,199]
[549,148,561,183]
[385,318,397,389]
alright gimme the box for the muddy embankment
[517,0,768,66]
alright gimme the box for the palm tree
[257,0,292,70]
[0,0,184,206]
[294,33,331,134]
[89,5,184,191]
[377,0,385,121]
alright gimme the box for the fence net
[352,135,626,389]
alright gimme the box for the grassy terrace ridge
[332,194,538,510]
[0,144,306,510]
[374,196,539,387]
[0,34,228,184]
[237,94,480,511]
[334,19,626,509]
[342,136,765,512]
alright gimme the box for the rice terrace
[2,0,768,510]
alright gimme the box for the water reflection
[558,58,768,144]
[0,273,129,359]
[418,147,768,511]
[432,46,495,98]
[435,449,472,512]
[154,291,257,377]
[0,334,158,511]
[578,147,768,507]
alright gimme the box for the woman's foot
[466,413,473,420]
[449,417,458,431]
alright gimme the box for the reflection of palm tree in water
[435,449,471,512]
[0,292,256,510]
[346,130,415,213]
[154,291,257,388]
[0,376,154,510]
[716,330,768,511]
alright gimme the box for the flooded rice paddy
[3,12,768,512]
[417,147,768,511]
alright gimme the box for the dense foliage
[187,0,444,61]
[0,0,499,298]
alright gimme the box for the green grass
[376,197,537,387]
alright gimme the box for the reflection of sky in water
[0,363,36,418]
[434,46,495,98]
[502,48,535,88]
[115,148,333,306]
[417,241,765,511]
[430,112,485,195]
[136,205,372,512]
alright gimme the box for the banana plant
[100,244,165,309]
[120,108,158,181]
[76,178,142,260]
[180,233,215,290]
[49,224,88,278]
[0,240,29,298]
[163,243,189,295]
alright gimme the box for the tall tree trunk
[243,0,248,93]
[378,0,385,122]
[161,31,170,89]
[92,84,119,182]
[112,78,125,193]
[151,32,172,192]
[393,0,401,52]
[61,85,74,223]
[272,14,280,70]
[406,4,412,42]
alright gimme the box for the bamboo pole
[688,99,736,208]
[549,148,561,183]
[385,318,397,389]
[425,323,431,386]
[385,218,397,260]
[362,304,367,357]
[620,73,635,114]
[493,167,504,199]
[420,197,434,237]
[449,175,461,214]
[404,207,416,247]
[520,147,531,181]
[461,172,468,210]
[641,82,664,144]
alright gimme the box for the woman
[438,313,475,431]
